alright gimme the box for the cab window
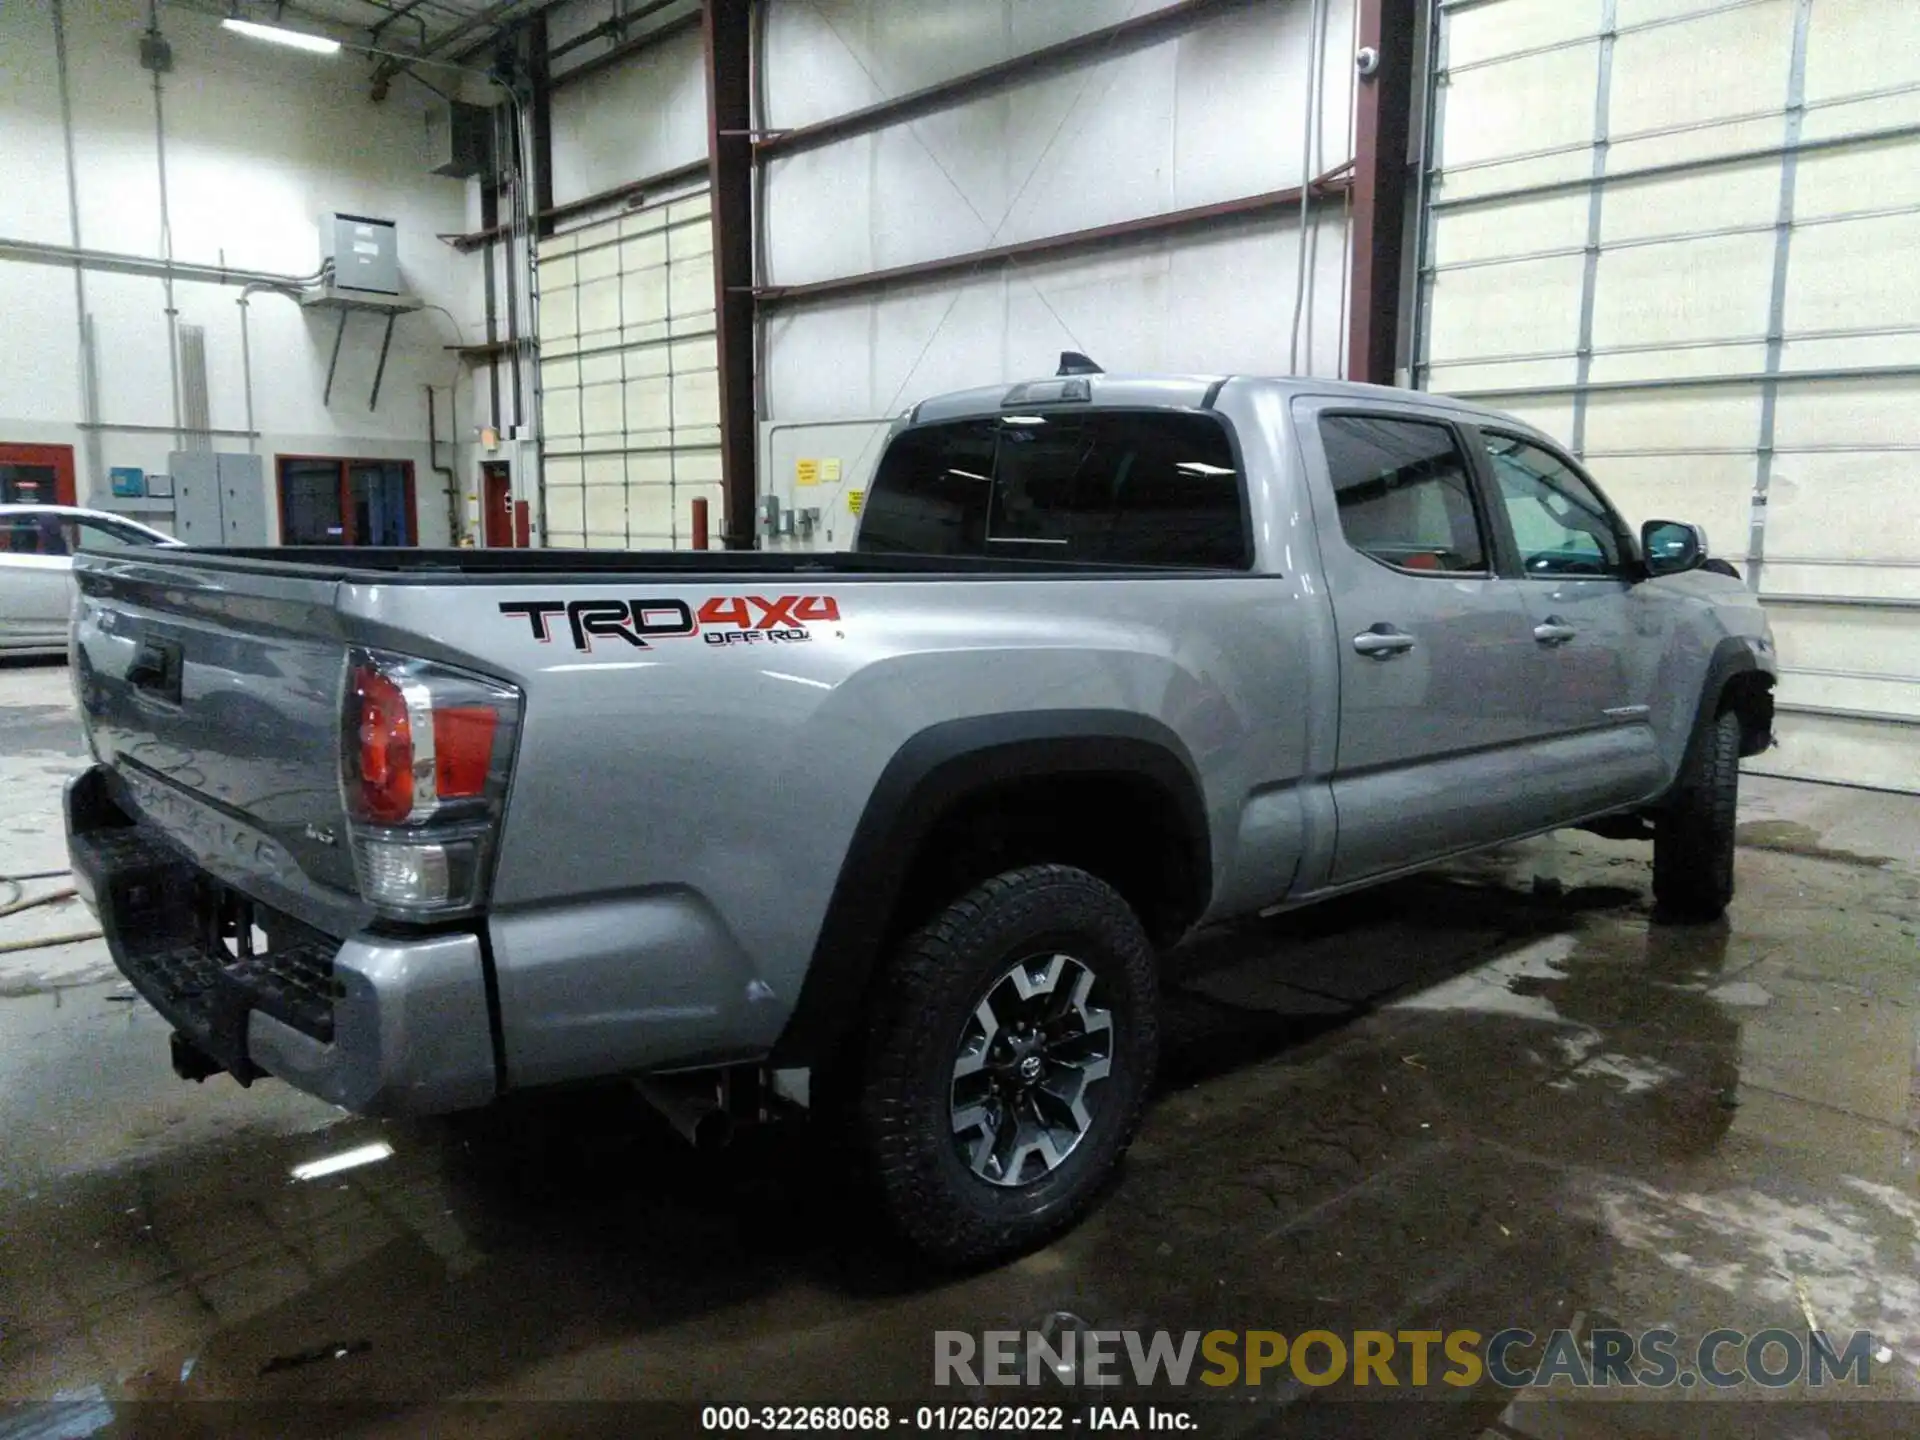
[1319,414,1489,575]
[1482,433,1628,578]
[858,410,1250,568]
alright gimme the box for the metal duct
[178,324,211,451]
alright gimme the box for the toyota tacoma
[66,368,1776,1265]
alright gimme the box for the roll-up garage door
[1414,0,1920,793]
[536,188,723,549]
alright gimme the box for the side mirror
[1641,519,1706,578]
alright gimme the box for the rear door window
[2,515,71,556]
[74,519,153,552]
[1318,414,1489,575]
[858,410,1248,568]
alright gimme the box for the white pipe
[52,0,103,499]
[148,2,182,445]
[1289,0,1327,376]
[0,236,325,289]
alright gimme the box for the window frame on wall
[274,455,419,547]
[0,442,79,508]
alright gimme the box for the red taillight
[354,665,414,822]
[432,706,498,799]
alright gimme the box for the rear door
[1469,428,1669,814]
[1293,402,1547,883]
[0,513,74,648]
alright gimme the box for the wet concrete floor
[2,656,1918,1437]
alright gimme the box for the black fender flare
[769,710,1211,1067]
[1669,636,1773,795]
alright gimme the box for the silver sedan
[0,504,182,657]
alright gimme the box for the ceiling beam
[368,0,527,87]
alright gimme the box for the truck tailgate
[71,554,368,938]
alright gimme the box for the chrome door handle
[1352,629,1416,658]
[1533,617,1577,646]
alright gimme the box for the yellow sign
[847,489,865,516]
[796,458,820,487]
[822,458,842,482]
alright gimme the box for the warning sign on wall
[796,459,820,487]
[847,489,865,516]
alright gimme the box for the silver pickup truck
[66,370,1776,1265]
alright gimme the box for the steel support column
[481,177,502,428]
[529,12,555,239]
[1347,0,1419,386]
[1747,0,1816,594]
[704,0,757,551]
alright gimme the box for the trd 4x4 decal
[500,595,841,651]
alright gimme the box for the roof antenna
[1057,351,1103,376]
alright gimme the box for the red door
[0,443,78,507]
[482,463,513,548]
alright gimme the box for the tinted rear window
[856,410,1249,568]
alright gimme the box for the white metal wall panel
[536,190,722,549]
[547,24,709,206]
[761,0,1187,130]
[756,0,1362,541]
[1418,0,1920,792]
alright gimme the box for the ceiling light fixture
[222,17,343,55]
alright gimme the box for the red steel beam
[552,8,703,92]
[704,0,758,550]
[441,158,710,252]
[757,170,1355,311]
[1346,0,1419,386]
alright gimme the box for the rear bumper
[66,766,497,1117]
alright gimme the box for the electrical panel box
[321,213,400,295]
[430,101,495,180]
[170,452,268,546]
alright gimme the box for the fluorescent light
[222,17,342,55]
[947,468,990,482]
[1001,415,1047,426]
[290,1140,393,1181]
[1177,461,1235,476]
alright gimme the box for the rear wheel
[857,864,1158,1267]
[1652,708,1741,921]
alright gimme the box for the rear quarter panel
[342,562,1324,1085]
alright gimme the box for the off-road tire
[1652,708,1741,921]
[857,864,1159,1268]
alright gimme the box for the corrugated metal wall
[1416,0,1920,793]
[756,0,1360,548]
[537,0,1363,552]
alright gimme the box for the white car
[1,504,182,657]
